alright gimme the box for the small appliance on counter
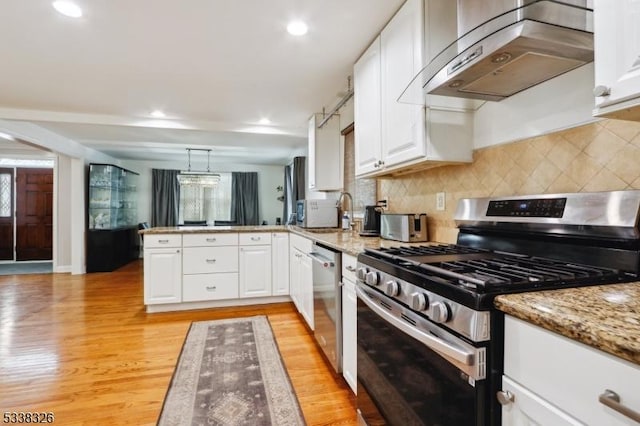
[359,205,382,237]
[296,199,338,228]
[380,213,428,242]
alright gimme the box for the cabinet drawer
[504,316,640,425]
[342,253,357,282]
[239,232,272,246]
[183,247,238,274]
[183,273,239,302]
[183,233,238,247]
[144,234,182,248]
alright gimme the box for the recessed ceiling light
[258,118,271,125]
[287,21,308,36]
[150,110,166,118]
[52,1,83,18]
[0,132,16,141]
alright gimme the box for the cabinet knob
[206,258,217,263]
[593,85,611,97]
[496,390,514,406]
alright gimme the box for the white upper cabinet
[380,0,426,168]
[354,36,383,176]
[593,0,640,120]
[308,113,343,191]
[353,0,473,178]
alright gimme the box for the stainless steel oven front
[356,283,489,426]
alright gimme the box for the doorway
[0,165,53,262]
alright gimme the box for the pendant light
[176,149,221,187]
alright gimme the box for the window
[0,173,11,217]
[178,172,232,224]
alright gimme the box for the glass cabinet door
[88,164,138,230]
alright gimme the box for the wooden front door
[16,168,53,261]
[0,168,14,260]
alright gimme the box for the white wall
[121,159,286,226]
[55,154,72,272]
[473,64,597,149]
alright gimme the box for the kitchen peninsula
[139,225,397,313]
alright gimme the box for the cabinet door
[239,245,272,298]
[289,247,302,311]
[380,0,426,167]
[354,36,383,176]
[300,252,314,330]
[272,233,290,296]
[501,376,583,426]
[308,114,342,191]
[594,0,640,116]
[342,278,357,394]
[144,248,182,304]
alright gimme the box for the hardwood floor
[0,260,357,425]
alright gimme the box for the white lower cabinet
[239,245,272,298]
[299,251,313,330]
[502,315,640,425]
[144,245,182,305]
[271,233,289,296]
[341,253,357,394]
[289,234,314,330]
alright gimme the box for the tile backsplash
[377,118,640,243]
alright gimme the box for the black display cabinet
[86,163,140,272]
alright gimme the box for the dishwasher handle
[308,251,335,268]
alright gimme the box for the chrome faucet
[337,192,354,230]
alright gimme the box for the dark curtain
[231,172,259,225]
[151,169,180,227]
[293,156,306,202]
[283,156,305,224]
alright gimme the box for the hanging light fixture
[176,149,221,187]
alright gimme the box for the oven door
[356,283,488,426]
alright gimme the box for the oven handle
[356,285,475,366]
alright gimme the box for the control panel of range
[356,263,490,342]
[486,197,567,218]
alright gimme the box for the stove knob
[365,271,379,286]
[356,267,368,281]
[385,280,400,297]
[411,292,429,311]
[430,301,451,323]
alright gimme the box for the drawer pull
[158,239,169,243]
[599,389,640,422]
[496,390,514,406]
[251,236,261,241]
[206,259,217,263]
[206,238,217,242]
[206,286,217,291]
[346,266,356,272]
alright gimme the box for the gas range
[357,191,640,335]
[355,190,640,425]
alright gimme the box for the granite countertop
[141,225,288,234]
[140,225,429,256]
[495,283,640,366]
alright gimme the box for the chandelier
[176,148,221,187]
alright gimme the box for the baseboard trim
[146,296,292,313]
[54,265,72,273]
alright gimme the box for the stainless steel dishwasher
[309,242,342,373]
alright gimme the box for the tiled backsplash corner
[377,118,640,243]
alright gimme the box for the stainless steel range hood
[400,0,594,104]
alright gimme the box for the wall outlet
[436,192,446,211]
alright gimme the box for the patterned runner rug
[158,315,306,426]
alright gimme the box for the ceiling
[0,0,405,165]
